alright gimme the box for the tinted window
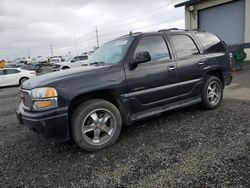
[196,33,226,53]
[135,36,170,61]
[78,56,88,61]
[0,70,3,75]
[171,35,199,58]
[72,57,79,62]
[6,69,20,74]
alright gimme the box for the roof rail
[158,28,180,32]
[190,28,200,31]
[118,31,143,38]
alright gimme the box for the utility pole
[95,27,100,48]
[75,34,79,55]
[28,48,31,58]
[50,42,53,57]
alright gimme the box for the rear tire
[201,76,223,110]
[71,99,122,151]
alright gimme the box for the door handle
[168,66,176,71]
[197,62,205,66]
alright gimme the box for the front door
[124,34,179,114]
[0,69,21,86]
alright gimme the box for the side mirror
[131,51,151,66]
[71,59,75,63]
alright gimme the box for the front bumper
[16,104,70,142]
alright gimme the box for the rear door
[124,34,179,114]
[78,55,89,66]
[168,33,206,99]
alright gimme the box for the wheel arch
[68,89,129,127]
[19,77,29,85]
[205,69,224,87]
[62,66,70,69]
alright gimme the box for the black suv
[16,29,232,151]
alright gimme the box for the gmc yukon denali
[16,29,232,151]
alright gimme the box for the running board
[130,96,201,121]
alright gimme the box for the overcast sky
[0,0,184,60]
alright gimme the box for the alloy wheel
[81,109,116,145]
[207,81,221,105]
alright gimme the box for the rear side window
[170,35,199,59]
[79,56,88,60]
[195,33,226,53]
[0,70,3,75]
[134,36,171,62]
[6,69,20,74]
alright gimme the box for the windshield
[64,56,73,62]
[88,38,133,65]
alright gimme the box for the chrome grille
[20,90,32,110]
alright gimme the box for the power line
[98,2,176,28]
[98,19,184,40]
[7,2,184,58]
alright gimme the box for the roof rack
[158,28,189,32]
[118,31,143,38]
[128,31,143,36]
[158,28,179,32]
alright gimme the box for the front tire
[201,76,223,110]
[71,99,122,151]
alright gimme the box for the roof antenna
[129,31,132,36]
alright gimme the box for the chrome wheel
[81,109,116,145]
[207,81,221,105]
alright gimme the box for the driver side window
[134,36,171,62]
[71,57,79,63]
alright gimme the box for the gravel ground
[0,67,249,187]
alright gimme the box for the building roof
[174,0,205,8]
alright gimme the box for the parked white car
[0,68,36,87]
[52,55,89,71]
[35,56,49,65]
[49,57,61,65]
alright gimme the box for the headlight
[31,87,58,98]
[31,87,58,110]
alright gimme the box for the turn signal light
[44,88,58,98]
[34,101,53,108]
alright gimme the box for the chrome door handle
[198,62,205,66]
[168,66,176,71]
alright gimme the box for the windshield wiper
[89,61,106,66]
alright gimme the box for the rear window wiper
[89,61,106,66]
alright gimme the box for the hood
[22,65,110,90]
